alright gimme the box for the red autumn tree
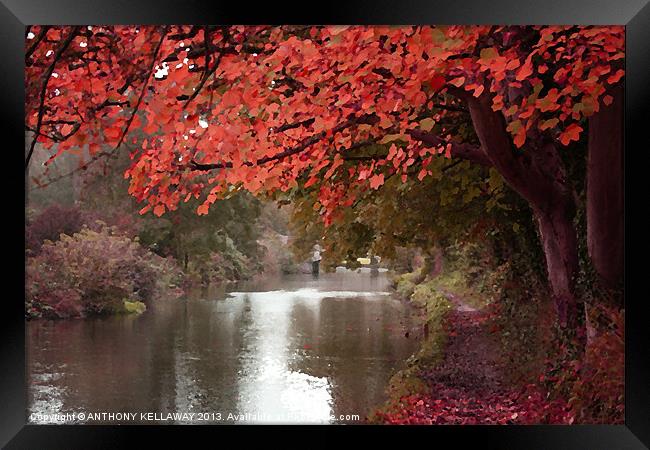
[25,25,624,328]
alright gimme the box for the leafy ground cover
[369,263,623,425]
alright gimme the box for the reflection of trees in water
[144,303,181,415]
[27,297,249,422]
[28,311,180,419]
[285,295,419,419]
[169,295,247,418]
[28,274,420,423]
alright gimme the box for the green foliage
[393,269,421,300]
[486,270,554,385]
[136,191,264,285]
[140,193,261,260]
[389,247,419,274]
[369,274,451,422]
[122,299,147,315]
[435,240,511,310]
[70,145,268,285]
[202,233,255,284]
[283,139,532,276]
[403,277,451,364]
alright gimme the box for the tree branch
[25,26,51,64]
[32,27,168,189]
[273,118,315,133]
[407,129,492,167]
[25,27,80,171]
[446,84,570,214]
[183,27,228,108]
[114,26,168,151]
[189,113,379,171]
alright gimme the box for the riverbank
[368,264,624,425]
[372,269,526,424]
[369,281,554,424]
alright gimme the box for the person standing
[370,255,379,277]
[312,244,323,276]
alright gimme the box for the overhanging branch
[189,113,379,171]
[407,129,492,167]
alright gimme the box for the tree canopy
[26,25,623,224]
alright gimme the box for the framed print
[3,0,649,448]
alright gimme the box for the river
[27,271,421,424]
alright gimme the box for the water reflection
[27,272,420,424]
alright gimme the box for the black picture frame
[3,1,648,448]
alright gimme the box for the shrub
[191,233,259,285]
[26,226,168,319]
[537,305,624,424]
[26,204,84,254]
[393,269,422,300]
[571,306,624,423]
[82,210,141,238]
[485,271,555,386]
[387,246,419,274]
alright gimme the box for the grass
[433,269,490,310]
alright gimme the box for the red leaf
[369,173,385,190]
[607,69,624,85]
[559,123,583,146]
[449,77,465,87]
[515,55,534,81]
[430,74,446,91]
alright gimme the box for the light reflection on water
[27,272,421,424]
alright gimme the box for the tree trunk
[456,87,580,327]
[533,203,579,327]
[587,83,624,289]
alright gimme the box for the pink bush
[26,226,168,319]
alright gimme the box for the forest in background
[26,145,305,319]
